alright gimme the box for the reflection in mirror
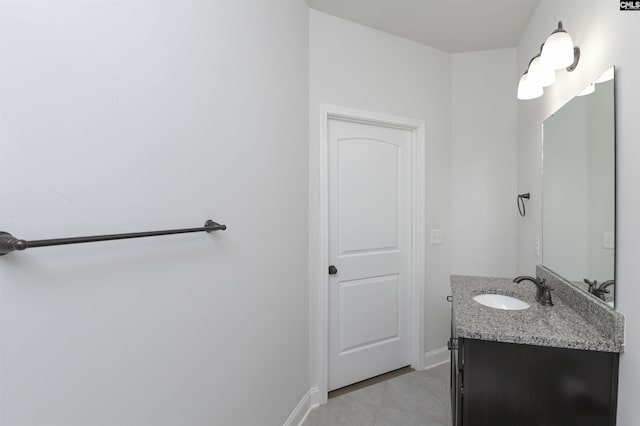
[542,66,615,308]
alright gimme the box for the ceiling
[306,0,541,53]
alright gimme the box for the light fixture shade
[594,67,614,84]
[577,83,595,96]
[528,55,555,87]
[517,72,543,100]
[541,22,575,70]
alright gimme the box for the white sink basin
[473,294,530,310]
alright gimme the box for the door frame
[314,104,426,404]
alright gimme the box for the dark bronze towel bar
[0,220,226,256]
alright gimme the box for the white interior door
[328,118,412,391]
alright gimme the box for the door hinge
[447,338,458,350]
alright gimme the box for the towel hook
[517,193,530,217]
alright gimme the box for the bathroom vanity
[449,269,624,426]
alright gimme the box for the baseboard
[309,386,323,407]
[423,346,449,370]
[283,387,318,426]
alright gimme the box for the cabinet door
[449,307,463,426]
[463,339,618,426]
[450,344,456,423]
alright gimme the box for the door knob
[328,265,338,275]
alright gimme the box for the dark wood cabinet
[450,336,619,426]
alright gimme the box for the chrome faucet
[584,279,614,302]
[513,276,554,306]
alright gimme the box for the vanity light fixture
[577,83,595,97]
[528,51,555,88]
[594,67,614,83]
[517,21,580,100]
[517,71,543,100]
[578,68,615,97]
[541,22,579,71]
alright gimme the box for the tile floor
[302,362,452,426]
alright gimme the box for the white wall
[0,1,309,425]
[516,1,640,424]
[308,9,452,392]
[451,49,518,277]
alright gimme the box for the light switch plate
[430,229,443,245]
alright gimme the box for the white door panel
[338,274,400,354]
[328,118,412,391]
[337,138,400,255]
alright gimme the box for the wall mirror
[542,66,616,308]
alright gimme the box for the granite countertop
[451,275,623,353]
